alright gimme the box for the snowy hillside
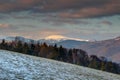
[0,50,120,80]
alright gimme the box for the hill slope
[57,37,120,63]
[77,38,120,63]
[0,50,120,80]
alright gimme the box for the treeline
[0,39,120,74]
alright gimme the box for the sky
[0,0,120,41]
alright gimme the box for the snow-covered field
[0,50,120,80]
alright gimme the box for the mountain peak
[45,35,89,42]
[45,35,67,40]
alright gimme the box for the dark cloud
[35,0,109,12]
[0,0,42,12]
[0,0,119,18]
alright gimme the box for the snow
[0,50,120,80]
[45,35,89,42]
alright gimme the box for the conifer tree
[101,62,106,71]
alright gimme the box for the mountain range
[0,36,120,63]
[57,36,120,63]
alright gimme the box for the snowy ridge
[45,35,89,42]
[0,50,120,80]
[0,36,89,44]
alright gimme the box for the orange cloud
[0,24,10,28]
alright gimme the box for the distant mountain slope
[77,37,120,63]
[57,37,120,63]
[57,40,88,48]
[0,50,120,80]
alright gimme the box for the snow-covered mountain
[0,50,120,80]
[0,35,89,44]
[0,36,37,44]
[38,39,63,44]
[38,35,89,44]
[0,36,63,44]
[1,36,120,63]
[44,35,89,42]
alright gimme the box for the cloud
[0,23,10,28]
[100,21,112,25]
[41,17,89,26]
[0,23,19,30]
[0,0,42,12]
[0,0,119,18]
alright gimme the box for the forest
[0,39,120,74]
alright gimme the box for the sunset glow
[0,0,119,40]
